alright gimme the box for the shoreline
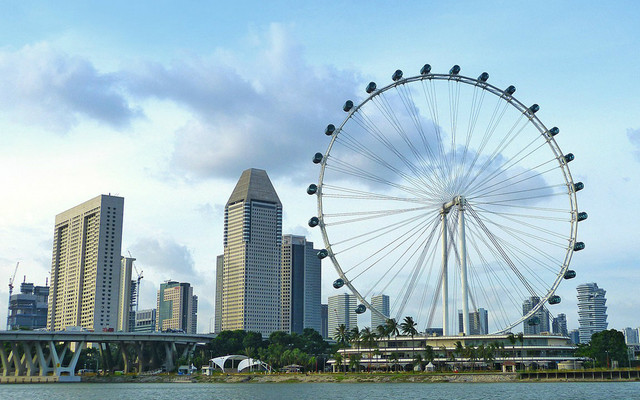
[75,371,640,384]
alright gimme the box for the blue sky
[0,1,639,333]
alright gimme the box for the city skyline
[1,2,640,333]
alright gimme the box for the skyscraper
[327,293,357,340]
[281,234,321,334]
[321,304,328,339]
[552,313,568,336]
[370,294,390,330]
[522,296,550,335]
[117,256,135,332]
[214,254,223,333]
[458,308,489,335]
[156,280,197,333]
[577,282,608,344]
[222,168,282,336]
[47,194,124,332]
[623,327,639,345]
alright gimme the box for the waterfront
[1,382,639,400]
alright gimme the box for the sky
[0,1,639,334]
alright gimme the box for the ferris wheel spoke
[469,161,561,201]
[321,184,435,204]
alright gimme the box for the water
[1,382,639,400]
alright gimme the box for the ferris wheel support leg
[459,198,470,335]
[441,211,449,336]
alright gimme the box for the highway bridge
[0,330,215,380]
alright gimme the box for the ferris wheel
[307,64,586,335]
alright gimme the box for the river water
[1,382,639,400]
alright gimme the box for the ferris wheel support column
[458,197,470,335]
[440,210,449,336]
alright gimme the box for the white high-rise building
[328,293,357,340]
[577,282,608,344]
[222,168,282,336]
[47,194,124,332]
[281,234,321,334]
[370,294,390,330]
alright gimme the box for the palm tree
[350,326,361,355]
[335,324,350,349]
[424,345,435,371]
[334,352,344,373]
[463,344,476,371]
[400,316,418,368]
[389,352,400,372]
[385,318,399,339]
[376,324,387,339]
[507,333,517,365]
[516,332,524,370]
[360,327,378,372]
[348,352,361,372]
[454,341,464,371]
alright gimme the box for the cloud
[628,128,640,162]
[0,43,140,132]
[120,23,363,182]
[128,236,197,283]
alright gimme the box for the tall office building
[569,329,580,344]
[214,254,223,333]
[327,293,357,340]
[522,296,550,334]
[370,294,390,330]
[577,282,608,344]
[7,281,49,330]
[156,281,197,333]
[281,234,321,334]
[117,256,135,332]
[47,194,124,332]
[321,304,328,339]
[552,313,568,336]
[222,168,282,336]
[458,308,489,335]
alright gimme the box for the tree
[350,326,361,354]
[581,329,629,368]
[335,324,350,349]
[334,352,344,373]
[423,345,435,368]
[516,333,524,369]
[463,344,477,370]
[360,327,378,371]
[348,352,361,372]
[389,352,400,372]
[454,341,464,370]
[385,318,400,339]
[400,316,418,365]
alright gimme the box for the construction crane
[7,262,19,329]
[8,262,19,297]
[127,251,143,312]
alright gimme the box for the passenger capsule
[392,69,403,81]
[355,304,366,314]
[325,124,335,136]
[573,242,585,251]
[573,182,584,192]
[317,249,329,259]
[307,184,318,195]
[548,127,559,137]
[308,216,319,228]
[577,212,588,222]
[333,279,344,289]
[549,295,561,305]
[312,152,323,164]
[343,100,354,112]
[449,65,461,75]
[504,85,516,95]
[527,316,540,326]
[563,153,574,163]
[366,82,377,94]
[478,72,489,82]
[420,64,432,75]
[529,104,540,114]
[564,270,576,279]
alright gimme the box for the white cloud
[0,43,140,132]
